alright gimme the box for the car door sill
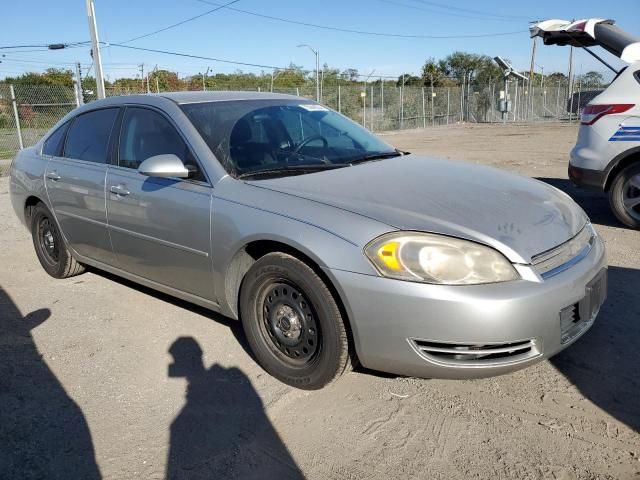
[72,251,221,313]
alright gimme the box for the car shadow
[550,265,640,432]
[166,336,304,479]
[89,268,255,359]
[535,177,622,228]
[0,287,101,479]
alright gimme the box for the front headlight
[364,232,519,285]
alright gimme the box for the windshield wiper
[237,164,347,179]
[348,149,406,165]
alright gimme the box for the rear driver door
[44,108,119,265]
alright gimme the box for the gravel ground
[1,123,639,480]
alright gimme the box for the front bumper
[328,234,607,379]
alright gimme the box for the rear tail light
[570,20,587,32]
[581,104,634,125]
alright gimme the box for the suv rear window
[64,108,119,163]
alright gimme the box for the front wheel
[609,163,640,229]
[239,253,351,389]
[30,203,85,278]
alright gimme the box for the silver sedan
[9,92,607,389]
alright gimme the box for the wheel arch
[604,147,640,191]
[24,195,45,226]
[224,238,358,363]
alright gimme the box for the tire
[30,203,85,279]
[239,252,351,389]
[609,162,640,230]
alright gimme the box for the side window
[64,109,119,163]
[119,107,204,181]
[42,121,70,157]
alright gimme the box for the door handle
[109,185,130,196]
[46,171,61,181]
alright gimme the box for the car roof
[158,90,303,104]
[84,91,305,109]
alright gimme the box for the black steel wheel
[30,203,85,279]
[261,282,320,364]
[240,252,351,389]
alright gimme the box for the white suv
[532,19,640,229]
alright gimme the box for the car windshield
[180,99,399,178]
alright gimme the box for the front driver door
[105,106,214,301]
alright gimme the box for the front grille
[532,224,595,279]
[410,338,541,366]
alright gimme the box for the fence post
[296,87,300,96]
[370,85,374,131]
[446,88,450,125]
[431,84,435,126]
[338,85,341,112]
[380,80,384,117]
[10,85,24,151]
[422,87,426,128]
[400,85,404,130]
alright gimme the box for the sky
[1,0,639,82]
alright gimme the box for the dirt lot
[1,123,639,480]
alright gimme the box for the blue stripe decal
[611,131,640,137]
[609,126,640,141]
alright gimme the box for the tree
[421,57,445,87]
[341,68,359,82]
[396,73,421,86]
[3,68,74,87]
[576,71,605,87]
[546,72,568,86]
[439,52,502,85]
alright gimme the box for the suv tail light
[581,104,634,125]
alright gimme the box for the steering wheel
[291,135,328,156]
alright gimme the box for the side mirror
[138,154,190,178]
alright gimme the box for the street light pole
[297,44,319,102]
[85,0,105,99]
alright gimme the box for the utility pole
[202,66,210,91]
[297,44,319,102]
[139,64,145,91]
[74,62,84,106]
[528,37,537,120]
[85,0,105,99]
[567,45,574,120]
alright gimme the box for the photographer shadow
[0,287,100,479]
[166,337,304,480]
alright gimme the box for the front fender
[210,194,390,318]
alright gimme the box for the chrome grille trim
[532,224,595,279]
[409,338,541,367]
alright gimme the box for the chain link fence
[0,80,604,176]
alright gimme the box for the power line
[196,0,525,39]
[405,0,530,21]
[374,0,520,22]
[109,43,411,79]
[117,0,240,44]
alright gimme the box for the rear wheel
[609,163,640,229]
[239,252,351,389]
[30,203,85,278]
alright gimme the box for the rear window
[42,121,70,157]
[64,108,119,163]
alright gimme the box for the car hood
[249,155,587,263]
